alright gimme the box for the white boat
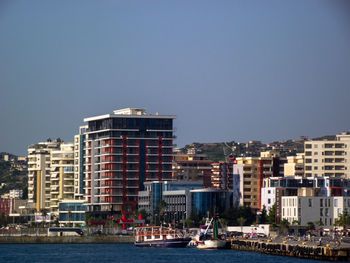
[195,216,227,249]
[197,239,227,249]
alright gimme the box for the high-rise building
[172,153,212,184]
[82,108,175,218]
[74,125,87,201]
[236,151,286,211]
[50,143,75,214]
[304,132,350,178]
[210,162,233,190]
[27,140,62,212]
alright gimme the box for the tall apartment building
[74,125,87,201]
[304,132,350,178]
[50,143,74,214]
[27,140,62,212]
[210,162,233,190]
[172,153,212,185]
[82,108,175,218]
[235,151,286,211]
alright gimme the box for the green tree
[40,209,48,227]
[279,219,290,235]
[184,218,195,228]
[259,206,268,224]
[134,209,150,224]
[315,220,324,229]
[334,211,350,230]
[267,204,277,225]
[306,221,315,231]
[237,217,246,233]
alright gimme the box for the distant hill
[178,135,334,162]
[0,159,27,198]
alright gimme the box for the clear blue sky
[1,0,350,155]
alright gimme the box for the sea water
[0,243,335,263]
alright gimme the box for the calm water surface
[0,244,337,263]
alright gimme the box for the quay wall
[0,235,134,244]
[231,239,350,261]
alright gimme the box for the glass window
[308,199,312,207]
[334,199,338,207]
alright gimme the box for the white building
[9,189,23,199]
[262,176,350,216]
[281,196,350,227]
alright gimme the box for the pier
[230,238,350,261]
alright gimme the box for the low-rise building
[58,200,86,225]
[281,196,350,227]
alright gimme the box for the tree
[279,219,290,235]
[237,217,246,233]
[315,220,324,229]
[267,204,277,225]
[334,211,350,230]
[159,200,167,223]
[306,221,315,231]
[40,209,48,227]
[134,209,150,224]
[259,206,268,224]
[184,218,195,228]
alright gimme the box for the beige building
[304,132,350,178]
[50,143,75,214]
[28,140,62,212]
[284,153,304,177]
[74,125,88,201]
[235,157,259,209]
[236,151,286,211]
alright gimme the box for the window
[308,199,312,207]
[325,208,329,217]
[320,208,323,216]
[268,199,271,204]
[320,199,323,207]
[334,199,338,207]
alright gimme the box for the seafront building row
[3,107,350,229]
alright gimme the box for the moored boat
[195,216,227,249]
[134,226,191,248]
